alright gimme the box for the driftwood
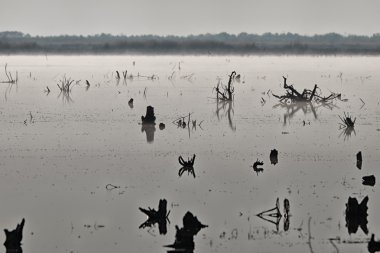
[139,199,170,235]
[214,71,236,101]
[4,218,25,250]
[273,76,341,104]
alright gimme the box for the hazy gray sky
[1,0,380,36]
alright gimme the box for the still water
[0,55,379,253]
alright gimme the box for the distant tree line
[1,31,380,54]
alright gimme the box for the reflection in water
[139,199,170,235]
[165,212,207,253]
[369,234,380,253]
[141,123,156,143]
[57,90,74,103]
[339,126,356,141]
[273,101,317,126]
[215,99,236,131]
[273,100,339,126]
[257,198,290,232]
[345,196,368,235]
[4,218,24,253]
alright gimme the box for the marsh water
[0,55,379,253]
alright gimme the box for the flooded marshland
[0,55,379,253]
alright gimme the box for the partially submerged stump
[345,196,368,235]
[363,175,376,186]
[356,151,362,170]
[141,106,156,124]
[165,211,207,251]
[4,218,25,250]
[368,234,380,253]
[270,149,278,165]
[139,199,170,235]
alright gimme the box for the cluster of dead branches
[214,71,236,101]
[1,64,18,84]
[272,76,341,104]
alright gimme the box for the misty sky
[1,0,380,36]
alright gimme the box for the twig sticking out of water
[1,64,18,84]
[214,71,236,101]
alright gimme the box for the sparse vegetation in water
[1,64,18,84]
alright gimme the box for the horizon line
[1,31,380,38]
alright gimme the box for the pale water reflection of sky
[1,0,380,36]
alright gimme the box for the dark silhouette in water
[357,151,363,170]
[252,159,264,175]
[4,218,24,253]
[141,106,156,123]
[257,198,290,232]
[128,98,134,109]
[165,211,207,252]
[141,124,155,143]
[139,199,170,235]
[178,155,196,178]
[368,234,380,253]
[270,149,278,165]
[363,175,376,186]
[345,196,368,235]
[159,123,165,130]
